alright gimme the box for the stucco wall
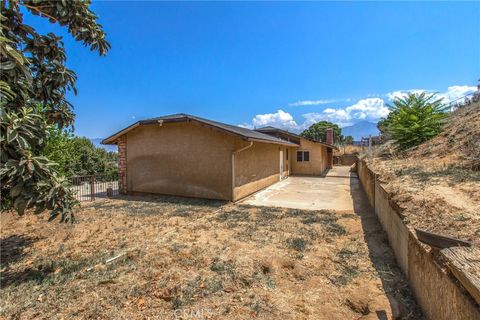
[290,138,328,176]
[125,122,234,200]
[233,140,285,201]
[375,181,410,276]
[357,159,480,320]
[357,159,375,207]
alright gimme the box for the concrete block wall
[357,159,480,320]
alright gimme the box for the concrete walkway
[242,166,359,211]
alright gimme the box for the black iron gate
[70,174,119,201]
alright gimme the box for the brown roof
[255,126,339,150]
[102,113,299,147]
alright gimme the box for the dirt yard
[1,194,421,319]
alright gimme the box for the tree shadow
[349,177,423,319]
[1,265,54,288]
[0,234,37,269]
[0,234,44,288]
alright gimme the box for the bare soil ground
[366,102,480,245]
[1,194,421,319]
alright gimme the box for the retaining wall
[357,159,480,320]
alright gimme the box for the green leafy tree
[43,128,118,180]
[382,92,448,150]
[42,126,75,177]
[300,121,343,144]
[1,1,110,221]
[343,135,354,145]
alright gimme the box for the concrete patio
[241,166,359,211]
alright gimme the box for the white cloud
[288,99,336,107]
[301,98,389,128]
[241,83,476,131]
[345,98,389,120]
[242,109,299,131]
[386,85,476,104]
[241,98,389,132]
[386,89,427,101]
[437,85,476,104]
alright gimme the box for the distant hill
[341,121,379,141]
[91,138,117,152]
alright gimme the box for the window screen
[303,151,310,162]
[297,151,303,162]
[296,151,310,162]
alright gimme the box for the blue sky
[24,1,479,138]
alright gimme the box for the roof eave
[247,137,299,147]
[101,116,297,147]
[101,122,140,145]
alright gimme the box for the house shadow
[97,192,227,209]
[1,234,41,288]
[349,177,421,319]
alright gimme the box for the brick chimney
[326,128,334,145]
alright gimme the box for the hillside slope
[409,101,480,169]
[367,102,480,245]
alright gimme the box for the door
[279,150,284,180]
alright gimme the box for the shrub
[383,93,448,150]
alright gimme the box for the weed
[297,227,320,241]
[170,242,188,254]
[301,215,322,225]
[245,295,274,316]
[255,206,283,226]
[454,214,471,222]
[173,275,225,309]
[320,214,347,236]
[337,248,356,260]
[210,257,236,279]
[216,210,250,225]
[170,207,195,217]
[329,265,360,286]
[286,237,309,252]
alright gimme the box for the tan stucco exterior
[125,122,234,200]
[122,121,295,201]
[114,120,334,201]
[290,137,330,176]
[232,140,292,201]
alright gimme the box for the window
[296,151,310,162]
[303,151,310,161]
[296,151,303,162]
[286,149,289,160]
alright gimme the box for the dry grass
[1,195,420,319]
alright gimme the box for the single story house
[102,113,337,201]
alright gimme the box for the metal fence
[70,175,119,201]
[447,90,479,111]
